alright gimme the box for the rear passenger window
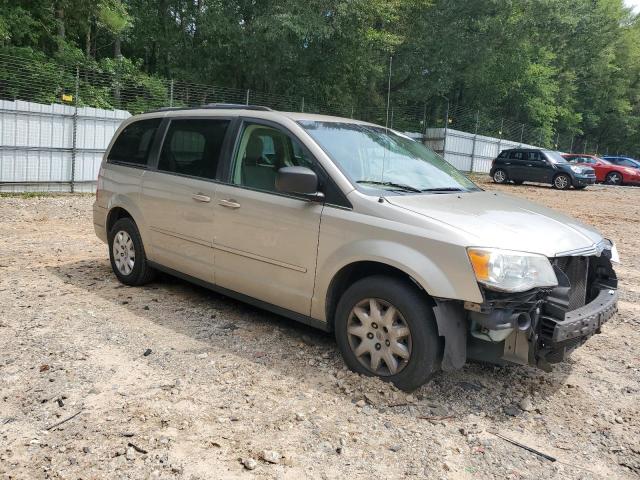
[509,151,525,160]
[108,118,161,166]
[158,119,230,180]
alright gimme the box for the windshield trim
[297,120,482,196]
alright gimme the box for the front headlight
[570,166,582,173]
[467,248,558,292]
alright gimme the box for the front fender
[311,237,483,322]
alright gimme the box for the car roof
[131,104,377,126]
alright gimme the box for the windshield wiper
[357,180,422,193]
[420,187,466,193]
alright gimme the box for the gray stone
[262,450,281,464]
[242,458,258,470]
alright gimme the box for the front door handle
[218,199,241,209]
[192,193,211,203]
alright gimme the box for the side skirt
[147,261,332,333]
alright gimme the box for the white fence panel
[423,127,540,173]
[0,99,130,192]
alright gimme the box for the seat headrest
[244,135,264,166]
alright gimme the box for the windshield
[298,121,479,194]
[544,151,569,164]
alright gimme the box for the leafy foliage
[0,0,639,155]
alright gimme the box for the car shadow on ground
[48,258,573,417]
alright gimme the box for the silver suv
[94,105,619,390]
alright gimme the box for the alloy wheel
[554,175,569,189]
[608,173,622,185]
[346,298,412,376]
[113,230,135,275]
[493,170,506,183]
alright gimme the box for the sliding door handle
[192,193,211,203]
[218,199,241,209]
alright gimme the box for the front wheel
[553,174,571,190]
[334,276,441,391]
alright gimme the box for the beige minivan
[94,105,619,390]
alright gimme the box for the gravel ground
[1,180,639,479]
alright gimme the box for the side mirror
[276,166,323,200]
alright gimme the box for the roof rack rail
[205,103,272,111]
[150,103,273,113]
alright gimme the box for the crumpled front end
[459,247,618,370]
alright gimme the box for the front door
[213,120,323,316]
[140,117,231,282]
[526,151,553,183]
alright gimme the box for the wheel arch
[324,260,430,332]
[105,195,154,259]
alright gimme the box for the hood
[386,191,603,257]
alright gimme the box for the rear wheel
[553,174,571,190]
[493,169,508,184]
[605,172,623,185]
[108,217,156,286]
[334,275,440,391]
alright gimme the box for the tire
[553,174,571,190]
[513,180,524,185]
[334,275,441,391]
[492,169,508,184]
[108,217,156,286]
[605,172,623,186]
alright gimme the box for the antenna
[385,55,393,131]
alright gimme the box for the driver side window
[231,123,313,192]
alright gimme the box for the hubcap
[113,230,135,275]
[494,170,506,183]
[609,174,621,184]
[347,298,412,376]
[555,175,568,188]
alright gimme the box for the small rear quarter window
[108,118,161,166]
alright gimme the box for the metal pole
[385,55,393,130]
[470,110,479,173]
[390,108,394,129]
[555,132,560,149]
[246,89,250,105]
[351,106,354,118]
[442,98,450,159]
[169,79,174,107]
[497,118,503,155]
[70,66,79,193]
[301,97,304,112]
[519,124,524,145]
[570,135,574,153]
[584,138,588,154]
[422,102,427,136]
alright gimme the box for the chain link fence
[0,52,606,191]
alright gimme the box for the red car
[562,154,640,186]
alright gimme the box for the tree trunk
[114,36,121,58]
[56,6,65,45]
[85,27,92,58]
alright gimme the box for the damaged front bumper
[435,251,618,372]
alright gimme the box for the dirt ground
[1,179,639,480]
